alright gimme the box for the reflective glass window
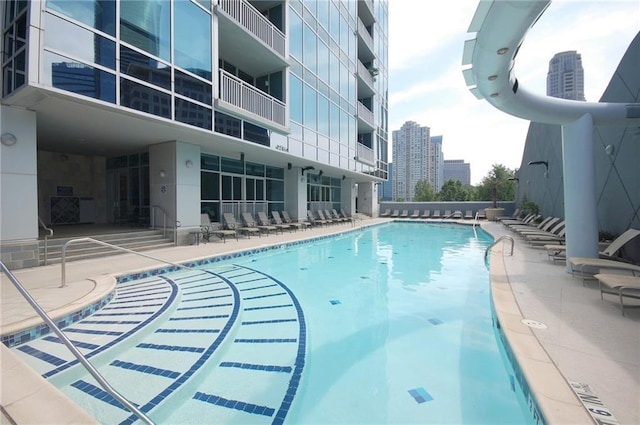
[175,70,212,105]
[317,39,329,84]
[175,0,211,78]
[120,0,170,61]
[316,0,328,30]
[329,2,339,41]
[266,180,284,201]
[329,101,339,141]
[201,154,219,171]
[221,157,244,174]
[44,13,116,69]
[304,83,316,130]
[120,78,170,118]
[246,162,265,177]
[290,11,303,60]
[266,166,284,179]
[214,111,241,138]
[318,94,329,136]
[329,52,339,92]
[120,46,170,89]
[47,0,116,36]
[175,98,212,130]
[289,74,303,123]
[244,122,270,147]
[43,51,116,103]
[303,22,316,74]
[340,109,349,143]
[201,171,219,199]
[340,15,348,55]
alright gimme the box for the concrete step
[39,230,174,264]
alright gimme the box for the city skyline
[388,1,639,184]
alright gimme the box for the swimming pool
[12,222,535,424]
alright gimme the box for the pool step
[11,265,306,425]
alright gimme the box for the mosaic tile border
[1,292,115,348]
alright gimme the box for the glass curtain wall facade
[1,0,388,262]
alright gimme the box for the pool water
[14,222,535,424]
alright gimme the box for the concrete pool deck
[1,218,638,424]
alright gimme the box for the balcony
[357,19,375,62]
[357,101,375,131]
[357,61,375,97]
[358,0,375,27]
[355,142,376,166]
[216,0,287,75]
[216,69,288,133]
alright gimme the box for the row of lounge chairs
[306,209,361,226]
[380,209,486,220]
[199,210,311,242]
[499,210,640,315]
[199,209,361,242]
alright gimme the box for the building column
[284,167,307,221]
[0,106,39,268]
[561,113,599,272]
[149,141,201,242]
[357,182,375,216]
[341,178,356,215]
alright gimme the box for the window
[120,0,170,61]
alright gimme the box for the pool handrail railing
[0,260,156,425]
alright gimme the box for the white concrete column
[0,106,38,241]
[357,182,375,216]
[340,178,356,215]
[561,113,599,272]
[149,141,201,230]
[284,167,307,221]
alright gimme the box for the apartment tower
[546,50,586,101]
[1,0,389,268]
[392,121,432,201]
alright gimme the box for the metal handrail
[38,217,54,265]
[484,235,515,262]
[150,205,181,245]
[61,237,191,288]
[473,212,479,228]
[0,261,155,425]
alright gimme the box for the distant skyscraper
[392,121,430,201]
[430,136,444,191]
[443,159,471,186]
[546,51,586,100]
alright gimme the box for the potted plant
[481,164,514,221]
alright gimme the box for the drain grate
[521,319,547,329]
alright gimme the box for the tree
[413,180,437,201]
[439,179,469,201]
[476,164,515,207]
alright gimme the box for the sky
[387,0,640,185]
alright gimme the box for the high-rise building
[1,0,389,267]
[546,51,586,101]
[430,135,444,191]
[443,160,471,186]
[392,121,443,200]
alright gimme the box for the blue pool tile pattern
[428,318,443,325]
[330,299,341,305]
[408,387,433,403]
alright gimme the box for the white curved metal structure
[463,0,640,271]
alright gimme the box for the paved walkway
[1,218,638,424]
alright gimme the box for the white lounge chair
[546,228,640,263]
[568,228,640,281]
[593,273,640,316]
